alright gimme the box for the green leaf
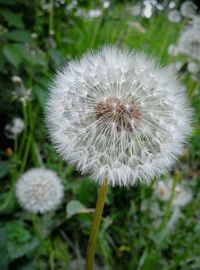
[5,30,31,42]
[66,200,94,219]
[0,228,9,270]
[0,161,11,178]
[3,44,26,68]
[5,221,38,259]
[2,10,24,28]
[32,85,48,109]
[0,49,5,71]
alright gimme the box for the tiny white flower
[187,62,199,73]
[102,0,110,9]
[31,33,38,39]
[168,44,179,56]
[87,9,102,18]
[11,76,22,84]
[5,117,25,139]
[131,4,142,16]
[172,183,192,207]
[180,1,197,18]
[46,46,192,186]
[154,181,171,201]
[168,10,181,23]
[154,178,192,207]
[15,168,64,214]
[178,27,200,60]
[12,85,31,104]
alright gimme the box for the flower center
[95,96,141,131]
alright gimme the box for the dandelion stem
[85,179,108,270]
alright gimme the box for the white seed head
[172,182,192,207]
[12,86,32,104]
[154,179,192,207]
[187,61,199,74]
[131,4,142,16]
[168,10,181,23]
[5,117,25,139]
[87,9,102,18]
[178,27,200,60]
[168,44,179,56]
[45,46,192,186]
[11,75,22,84]
[15,168,64,214]
[154,181,171,201]
[180,1,197,18]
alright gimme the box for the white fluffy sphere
[46,46,192,186]
[180,1,197,18]
[16,168,64,213]
[178,27,200,60]
[168,10,181,23]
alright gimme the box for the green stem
[18,104,28,160]
[49,241,55,270]
[49,0,54,35]
[188,81,198,100]
[32,215,55,270]
[159,175,178,231]
[85,180,108,270]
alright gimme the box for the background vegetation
[0,0,199,269]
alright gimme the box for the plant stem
[32,214,46,247]
[159,174,179,231]
[85,180,108,270]
[49,0,54,35]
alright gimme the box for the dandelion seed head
[173,183,192,207]
[15,168,64,214]
[11,75,22,84]
[168,10,181,23]
[154,181,171,201]
[46,46,192,186]
[187,62,199,74]
[168,44,179,56]
[178,27,200,60]
[5,117,25,139]
[180,1,197,18]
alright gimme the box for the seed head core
[95,96,141,131]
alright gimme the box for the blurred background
[0,0,200,269]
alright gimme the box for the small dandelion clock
[45,46,192,270]
[16,168,64,214]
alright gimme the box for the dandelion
[131,4,142,16]
[15,168,64,214]
[178,27,200,60]
[154,181,171,201]
[154,179,192,207]
[168,44,179,56]
[168,10,181,23]
[180,1,197,18]
[31,32,38,39]
[11,75,22,84]
[46,46,192,270]
[87,9,102,18]
[46,46,192,187]
[187,62,199,74]
[172,183,192,207]
[12,86,31,104]
[5,117,25,139]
